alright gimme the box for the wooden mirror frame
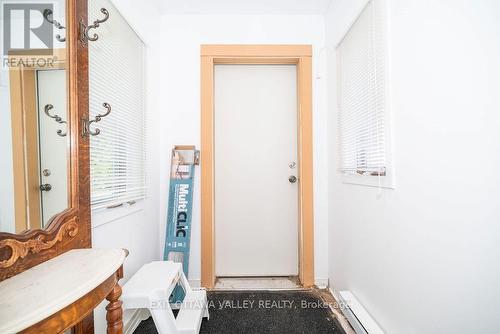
[8,48,67,232]
[0,0,90,282]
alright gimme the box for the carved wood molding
[0,218,78,269]
[0,0,91,283]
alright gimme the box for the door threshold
[213,276,303,291]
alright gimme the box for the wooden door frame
[200,45,314,288]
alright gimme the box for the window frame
[335,0,394,189]
[89,0,147,213]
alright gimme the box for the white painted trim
[124,309,150,334]
[315,278,329,289]
[341,174,394,189]
[328,287,357,334]
[333,289,385,334]
[91,200,144,228]
[188,279,201,288]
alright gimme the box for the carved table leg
[105,283,123,334]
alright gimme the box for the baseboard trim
[315,278,329,289]
[189,278,201,288]
[124,309,150,334]
[328,287,356,334]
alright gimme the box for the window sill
[341,174,395,189]
[91,200,144,229]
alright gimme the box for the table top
[0,248,127,333]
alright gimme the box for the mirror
[0,0,69,233]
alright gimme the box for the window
[337,0,392,187]
[89,0,146,210]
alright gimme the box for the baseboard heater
[337,291,384,334]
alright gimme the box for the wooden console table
[0,248,127,333]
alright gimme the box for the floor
[214,277,301,290]
[134,290,345,334]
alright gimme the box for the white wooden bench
[122,261,209,334]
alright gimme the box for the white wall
[159,14,329,286]
[326,0,500,333]
[91,0,162,332]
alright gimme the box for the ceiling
[159,0,332,15]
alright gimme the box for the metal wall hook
[44,104,67,137]
[80,8,109,43]
[82,103,112,137]
[43,9,66,42]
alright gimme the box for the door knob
[40,184,52,191]
[288,175,297,184]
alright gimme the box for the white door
[36,69,68,227]
[215,65,299,277]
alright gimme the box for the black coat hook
[80,8,110,43]
[82,103,112,137]
[44,104,67,137]
[43,9,66,42]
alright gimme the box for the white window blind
[89,0,146,210]
[337,0,388,179]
